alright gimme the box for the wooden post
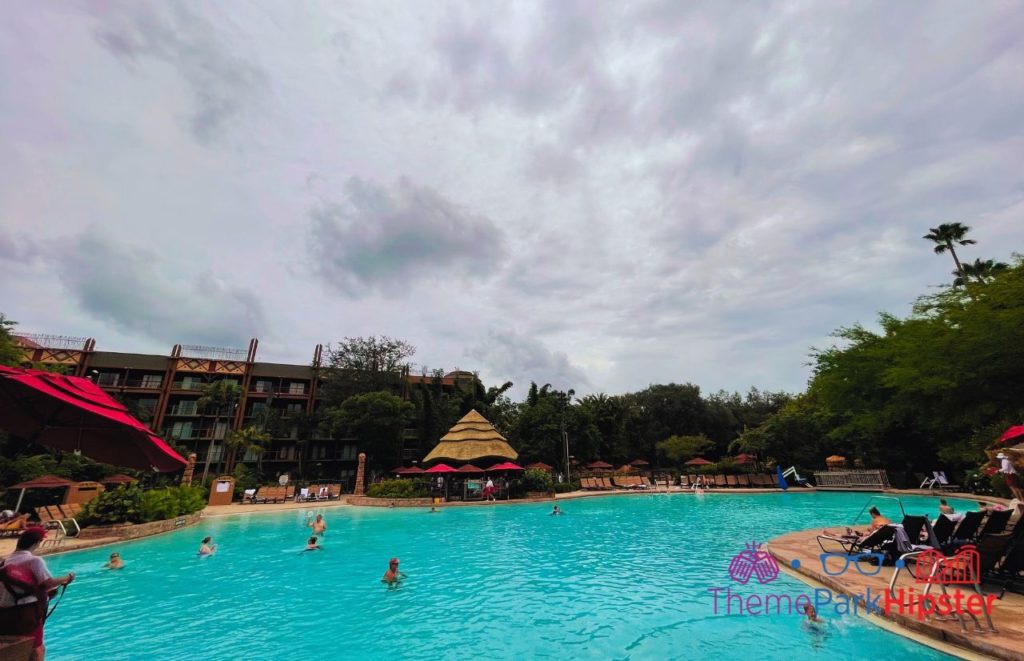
[182,453,197,486]
[354,452,367,496]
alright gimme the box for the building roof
[423,409,518,463]
[250,362,315,379]
[89,351,169,370]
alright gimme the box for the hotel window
[141,374,162,388]
[181,376,201,389]
[176,401,198,415]
[254,380,273,393]
[288,382,306,395]
[214,422,228,440]
[171,422,193,439]
[97,372,120,386]
[284,402,303,416]
[250,401,267,416]
[221,378,239,387]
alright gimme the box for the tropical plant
[81,484,207,525]
[197,380,243,482]
[657,434,713,464]
[366,478,427,498]
[923,222,976,282]
[324,391,414,470]
[223,426,270,474]
[0,314,24,367]
[521,468,554,492]
[953,258,1009,286]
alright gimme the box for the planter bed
[77,512,203,540]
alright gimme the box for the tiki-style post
[354,452,367,496]
[182,453,198,486]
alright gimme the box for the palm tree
[953,258,1009,286]
[197,380,243,484]
[224,426,270,473]
[923,223,976,283]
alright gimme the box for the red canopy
[458,464,484,473]
[629,459,650,466]
[998,426,1024,444]
[526,462,553,471]
[587,460,613,469]
[733,454,757,464]
[392,466,424,475]
[425,463,458,473]
[11,474,75,489]
[685,457,713,466]
[0,365,187,472]
[488,462,524,471]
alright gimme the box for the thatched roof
[423,409,518,463]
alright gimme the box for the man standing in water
[382,558,406,586]
[308,513,327,536]
[0,527,76,661]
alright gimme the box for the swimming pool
[44,492,971,660]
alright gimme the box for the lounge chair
[640,476,653,489]
[243,488,258,503]
[55,505,82,536]
[947,510,986,547]
[35,506,68,537]
[817,524,897,559]
[0,514,30,537]
[326,484,342,499]
[933,471,960,491]
[976,509,1013,539]
[725,475,738,488]
[919,474,937,489]
[736,474,750,488]
[714,474,726,488]
[932,514,958,546]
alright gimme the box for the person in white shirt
[0,527,75,661]
[997,452,1023,501]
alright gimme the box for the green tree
[0,314,24,367]
[325,391,414,470]
[320,336,415,403]
[224,426,270,473]
[656,434,713,465]
[953,258,1009,286]
[923,222,976,283]
[196,380,243,483]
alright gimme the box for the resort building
[14,333,477,485]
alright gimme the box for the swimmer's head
[202,536,212,544]
[315,514,323,521]
[308,537,317,544]
[868,507,880,517]
[110,552,120,559]
[389,557,400,567]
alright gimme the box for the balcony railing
[123,379,164,389]
[249,384,309,395]
[171,381,207,391]
[167,407,200,417]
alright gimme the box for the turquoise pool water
[43,492,972,660]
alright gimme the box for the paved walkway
[768,528,1024,660]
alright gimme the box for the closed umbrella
[0,365,186,472]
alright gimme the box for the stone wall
[346,496,435,507]
[77,511,203,540]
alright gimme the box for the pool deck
[767,529,1024,660]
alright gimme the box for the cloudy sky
[1,1,1021,398]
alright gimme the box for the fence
[813,469,891,489]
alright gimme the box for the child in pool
[306,536,322,551]
[198,536,216,556]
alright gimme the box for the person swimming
[801,603,821,623]
[550,505,563,515]
[305,536,322,551]
[308,513,327,535]
[382,557,406,586]
[104,552,124,570]
[198,536,216,556]
[428,507,438,513]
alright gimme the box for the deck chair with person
[817,524,897,559]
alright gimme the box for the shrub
[366,479,427,499]
[553,482,578,494]
[80,484,208,526]
[521,469,554,492]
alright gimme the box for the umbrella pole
[15,488,26,513]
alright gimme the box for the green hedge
[79,485,207,526]
[552,482,579,493]
[366,479,428,499]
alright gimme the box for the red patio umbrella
[998,426,1024,444]
[733,454,756,464]
[425,463,459,473]
[488,462,524,471]
[685,457,713,466]
[526,462,553,471]
[10,474,75,512]
[587,460,613,470]
[629,459,650,467]
[0,366,186,472]
[392,466,425,475]
[458,464,484,473]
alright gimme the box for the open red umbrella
[526,462,553,471]
[629,459,650,467]
[0,365,186,472]
[488,462,524,471]
[733,454,756,464]
[458,464,484,473]
[685,457,713,466]
[587,460,613,470]
[392,466,424,475]
[998,426,1024,444]
[425,463,459,473]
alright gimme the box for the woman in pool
[198,537,216,556]
[104,552,124,570]
[382,558,406,586]
[305,536,322,551]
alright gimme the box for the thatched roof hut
[422,409,518,464]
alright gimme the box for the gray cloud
[54,233,267,348]
[468,330,590,396]
[308,176,506,296]
[87,2,267,144]
[0,231,41,264]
